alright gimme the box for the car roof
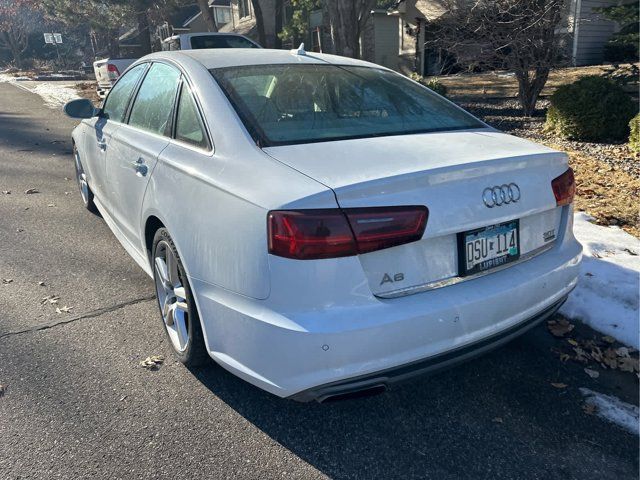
[143,48,384,71]
[163,32,253,41]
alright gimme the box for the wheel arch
[144,215,165,261]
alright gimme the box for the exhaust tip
[320,384,387,403]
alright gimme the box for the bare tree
[325,0,377,58]
[0,0,34,68]
[426,0,568,116]
[196,0,218,32]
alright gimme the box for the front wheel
[73,145,98,214]
[152,228,208,367]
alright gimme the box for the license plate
[458,220,520,276]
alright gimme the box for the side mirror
[64,98,98,119]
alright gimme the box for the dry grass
[437,64,636,99]
[564,148,640,237]
[76,82,101,103]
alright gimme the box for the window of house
[128,63,181,136]
[238,0,251,19]
[214,6,231,25]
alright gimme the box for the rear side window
[128,63,181,136]
[102,63,147,122]
[175,84,210,150]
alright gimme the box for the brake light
[551,168,575,206]
[268,207,428,260]
[107,64,120,76]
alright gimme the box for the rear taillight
[268,207,428,260]
[107,64,120,76]
[551,168,575,206]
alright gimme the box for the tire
[152,228,208,367]
[73,145,99,214]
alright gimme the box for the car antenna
[292,43,306,56]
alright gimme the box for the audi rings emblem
[482,183,521,208]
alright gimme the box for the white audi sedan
[64,49,582,402]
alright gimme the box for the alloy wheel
[73,148,90,206]
[153,241,190,352]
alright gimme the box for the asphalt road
[0,81,638,480]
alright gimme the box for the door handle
[131,158,148,177]
[97,141,107,151]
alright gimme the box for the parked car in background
[64,48,581,402]
[93,58,137,98]
[161,32,261,51]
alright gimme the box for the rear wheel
[152,228,208,367]
[73,145,98,214]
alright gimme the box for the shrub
[604,42,639,64]
[544,76,637,142]
[410,73,448,97]
[630,114,640,153]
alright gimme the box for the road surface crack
[0,295,156,340]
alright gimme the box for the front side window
[211,64,485,146]
[102,63,147,122]
[128,63,181,135]
[189,35,258,49]
[175,84,210,150]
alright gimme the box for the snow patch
[561,212,640,349]
[0,73,80,108]
[30,83,80,108]
[580,388,639,435]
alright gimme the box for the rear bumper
[290,295,568,402]
[191,234,582,400]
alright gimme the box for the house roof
[169,4,202,28]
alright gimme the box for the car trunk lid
[263,130,569,297]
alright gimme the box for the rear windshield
[189,35,259,49]
[211,64,484,146]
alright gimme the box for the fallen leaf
[616,347,630,358]
[547,318,575,337]
[1,278,13,284]
[492,417,503,423]
[573,347,590,363]
[567,339,579,346]
[551,383,568,389]
[40,295,59,305]
[602,336,616,344]
[583,403,596,415]
[47,203,55,208]
[24,188,39,194]
[38,281,45,286]
[618,357,639,373]
[140,355,164,370]
[55,306,73,314]
[584,368,600,379]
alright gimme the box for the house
[156,1,234,43]
[217,1,401,69]
[391,0,623,76]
